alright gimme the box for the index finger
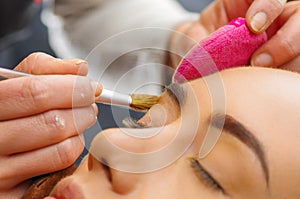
[246,0,286,33]
[14,52,88,76]
[0,75,101,120]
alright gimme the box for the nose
[89,108,203,174]
[87,147,185,198]
[89,124,182,173]
[87,126,180,197]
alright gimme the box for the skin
[170,0,300,70]
[0,53,101,198]
[48,67,300,199]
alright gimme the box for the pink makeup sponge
[172,18,267,83]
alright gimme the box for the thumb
[246,0,286,33]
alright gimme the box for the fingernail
[251,12,268,33]
[252,53,273,66]
[90,81,102,97]
[75,60,89,69]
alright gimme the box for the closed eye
[190,158,225,194]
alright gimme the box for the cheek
[141,158,211,198]
[71,155,111,187]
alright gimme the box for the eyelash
[190,158,224,194]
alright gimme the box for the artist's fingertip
[90,81,102,98]
[252,53,273,66]
[250,11,268,33]
[75,59,89,74]
[61,58,89,75]
[92,103,99,117]
[70,59,89,70]
[248,0,286,33]
[75,60,88,68]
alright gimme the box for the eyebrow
[211,113,269,185]
[164,83,187,106]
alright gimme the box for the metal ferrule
[96,88,132,107]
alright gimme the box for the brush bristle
[130,94,160,110]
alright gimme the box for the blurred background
[178,0,212,12]
[0,0,212,68]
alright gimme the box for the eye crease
[164,83,186,106]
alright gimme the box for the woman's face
[49,67,300,199]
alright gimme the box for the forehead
[216,67,300,129]
[188,67,300,120]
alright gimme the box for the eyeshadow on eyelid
[122,83,185,129]
[164,83,186,106]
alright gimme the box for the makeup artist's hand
[170,0,300,71]
[0,52,100,197]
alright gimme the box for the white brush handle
[0,68,32,79]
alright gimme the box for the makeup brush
[98,89,159,110]
[0,67,159,110]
